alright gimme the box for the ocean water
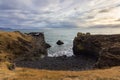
[9,28,120,57]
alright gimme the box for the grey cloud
[98,3,120,13]
[0,0,120,29]
[98,9,110,13]
[114,3,120,8]
[90,24,120,28]
[33,0,51,8]
[59,0,65,3]
[0,0,28,10]
[116,19,120,21]
[86,16,95,19]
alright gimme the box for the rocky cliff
[0,31,47,62]
[73,32,120,68]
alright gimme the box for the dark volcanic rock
[27,32,48,57]
[56,40,64,45]
[45,43,51,48]
[73,32,120,68]
[28,32,44,37]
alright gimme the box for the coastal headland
[0,31,120,80]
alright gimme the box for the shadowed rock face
[73,32,120,68]
[45,43,51,48]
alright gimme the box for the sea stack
[56,40,64,45]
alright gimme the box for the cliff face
[27,32,47,58]
[0,31,47,62]
[73,32,120,68]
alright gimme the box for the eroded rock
[73,32,120,68]
[45,43,51,48]
[56,40,64,45]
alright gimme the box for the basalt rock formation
[27,32,47,57]
[56,40,64,45]
[73,32,120,68]
[45,43,51,48]
[0,31,47,62]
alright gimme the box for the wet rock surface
[45,43,51,48]
[73,32,120,68]
[56,40,64,45]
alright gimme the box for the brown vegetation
[0,31,47,62]
[0,66,120,80]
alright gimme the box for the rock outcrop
[56,40,64,45]
[27,32,47,57]
[45,43,51,48]
[0,31,47,62]
[73,32,120,68]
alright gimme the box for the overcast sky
[0,0,120,29]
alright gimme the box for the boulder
[56,40,64,45]
[73,32,120,68]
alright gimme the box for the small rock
[56,40,64,45]
[7,63,16,71]
[46,43,51,48]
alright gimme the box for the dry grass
[0,62,16,80]
[0,66,120,80]
[0,31,32,50]
[0,31,32,41]
[0,31,33,61]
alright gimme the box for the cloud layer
[0,0,120,29]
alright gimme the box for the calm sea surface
[8,28,120,57]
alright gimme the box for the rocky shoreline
[16,55,96,71]
[0,31,120,71]
[16,32,120,71]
